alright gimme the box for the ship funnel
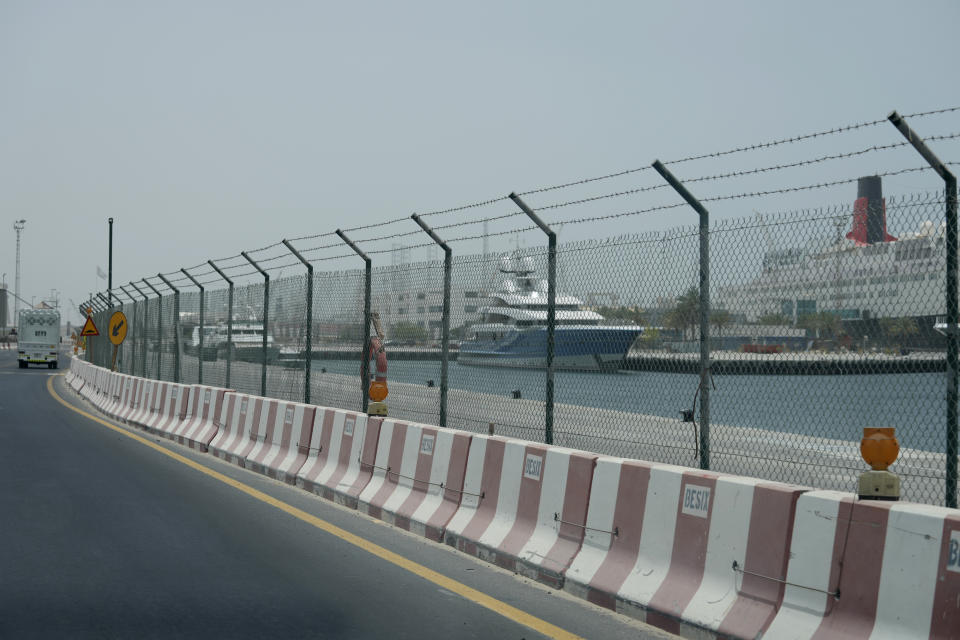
[846,176,897,245]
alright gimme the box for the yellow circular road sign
[109,311,128,346]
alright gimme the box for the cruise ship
[458,255,644,371]
[719,176,947,326]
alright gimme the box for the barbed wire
[417,196,510,218]
[541,166,954,229]
[297,239,349,255]
[366,241,437,256]
[433,211,525,232]
[92,109,959,292]
[308,251,360,264]
[287,229,338,243]
[524,132,960,214]
[697,165,952,206]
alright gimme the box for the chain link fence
[77,109,960,507]
[79,190,958,507]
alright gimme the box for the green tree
[879,316,918,349]
[665,288,700,340]
[639,327,661,347]
[711,309,732,339]
[798,312,842,340]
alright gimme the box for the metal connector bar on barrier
[156,273,181,384]
[410,213,452,428]
[336,229,372,415]
[358,458,448,491]
[553,513,619,537]
[96,292,112,310]
[241,251,270,398]
[282,239,313,405]
[207,259,234,389]
[181,267,204,385]
[508,192,556,446]
[731,560,839,598]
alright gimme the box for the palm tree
[666,288,700,340]
[880,316,918,350]
[711,309,732,341]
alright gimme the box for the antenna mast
[13,219,25,317]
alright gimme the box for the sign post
[108,310,127,372]
[80,308,98,366]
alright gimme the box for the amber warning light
[858,427,900,500]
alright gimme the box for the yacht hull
[459,327,642,372]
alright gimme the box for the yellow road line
[47,376,582,640]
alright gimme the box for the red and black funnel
[846,176,897,245]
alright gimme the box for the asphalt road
[0,349,676,640]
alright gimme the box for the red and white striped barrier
[84,367,108,404]
[102,374,130,416]
[142,382,190,435]
[127,379,159,427]
[94,372,121,414]
[563,458,807,638]
[295,408,382,509]
[443,436,596,587]
[207,393,263,465]
[115,377,145,423]
[762,490,960,639]
[242,400,315,483]
[169,385,229,451]
[357,419,471,540]
[67,359,87,392]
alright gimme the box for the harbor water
[310,357,946,453]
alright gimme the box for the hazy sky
[2,0,958,325]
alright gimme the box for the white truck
[17,308,60,369]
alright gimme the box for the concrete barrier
[118,376,144,422]
[443,436,596,587]
[67,358,86,391]
[102,374,129,416]
[242,401,315,483]
[170,385,229,451]
[68,360,87,392]
[357,419,471,540]
[207,393,260,465]
[95,372,122,414]
[126,378,156,426]
[763,491,960,639]
[295,408,382,509]
[80,366,104,402]
[142,382,190,435]
[563,458,807,638]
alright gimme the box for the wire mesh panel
[547,231,702,465]
[158,293,176,382]
[179,290,201,385]
[441,249,549,442]
[143,297,160,380]
[199,285,230,390]
[711,193,951,504]
[365,258,446,426]
[267,273,308,402]
[118,301,136,375]
[225,280,268,397]
[308,267,366,412]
